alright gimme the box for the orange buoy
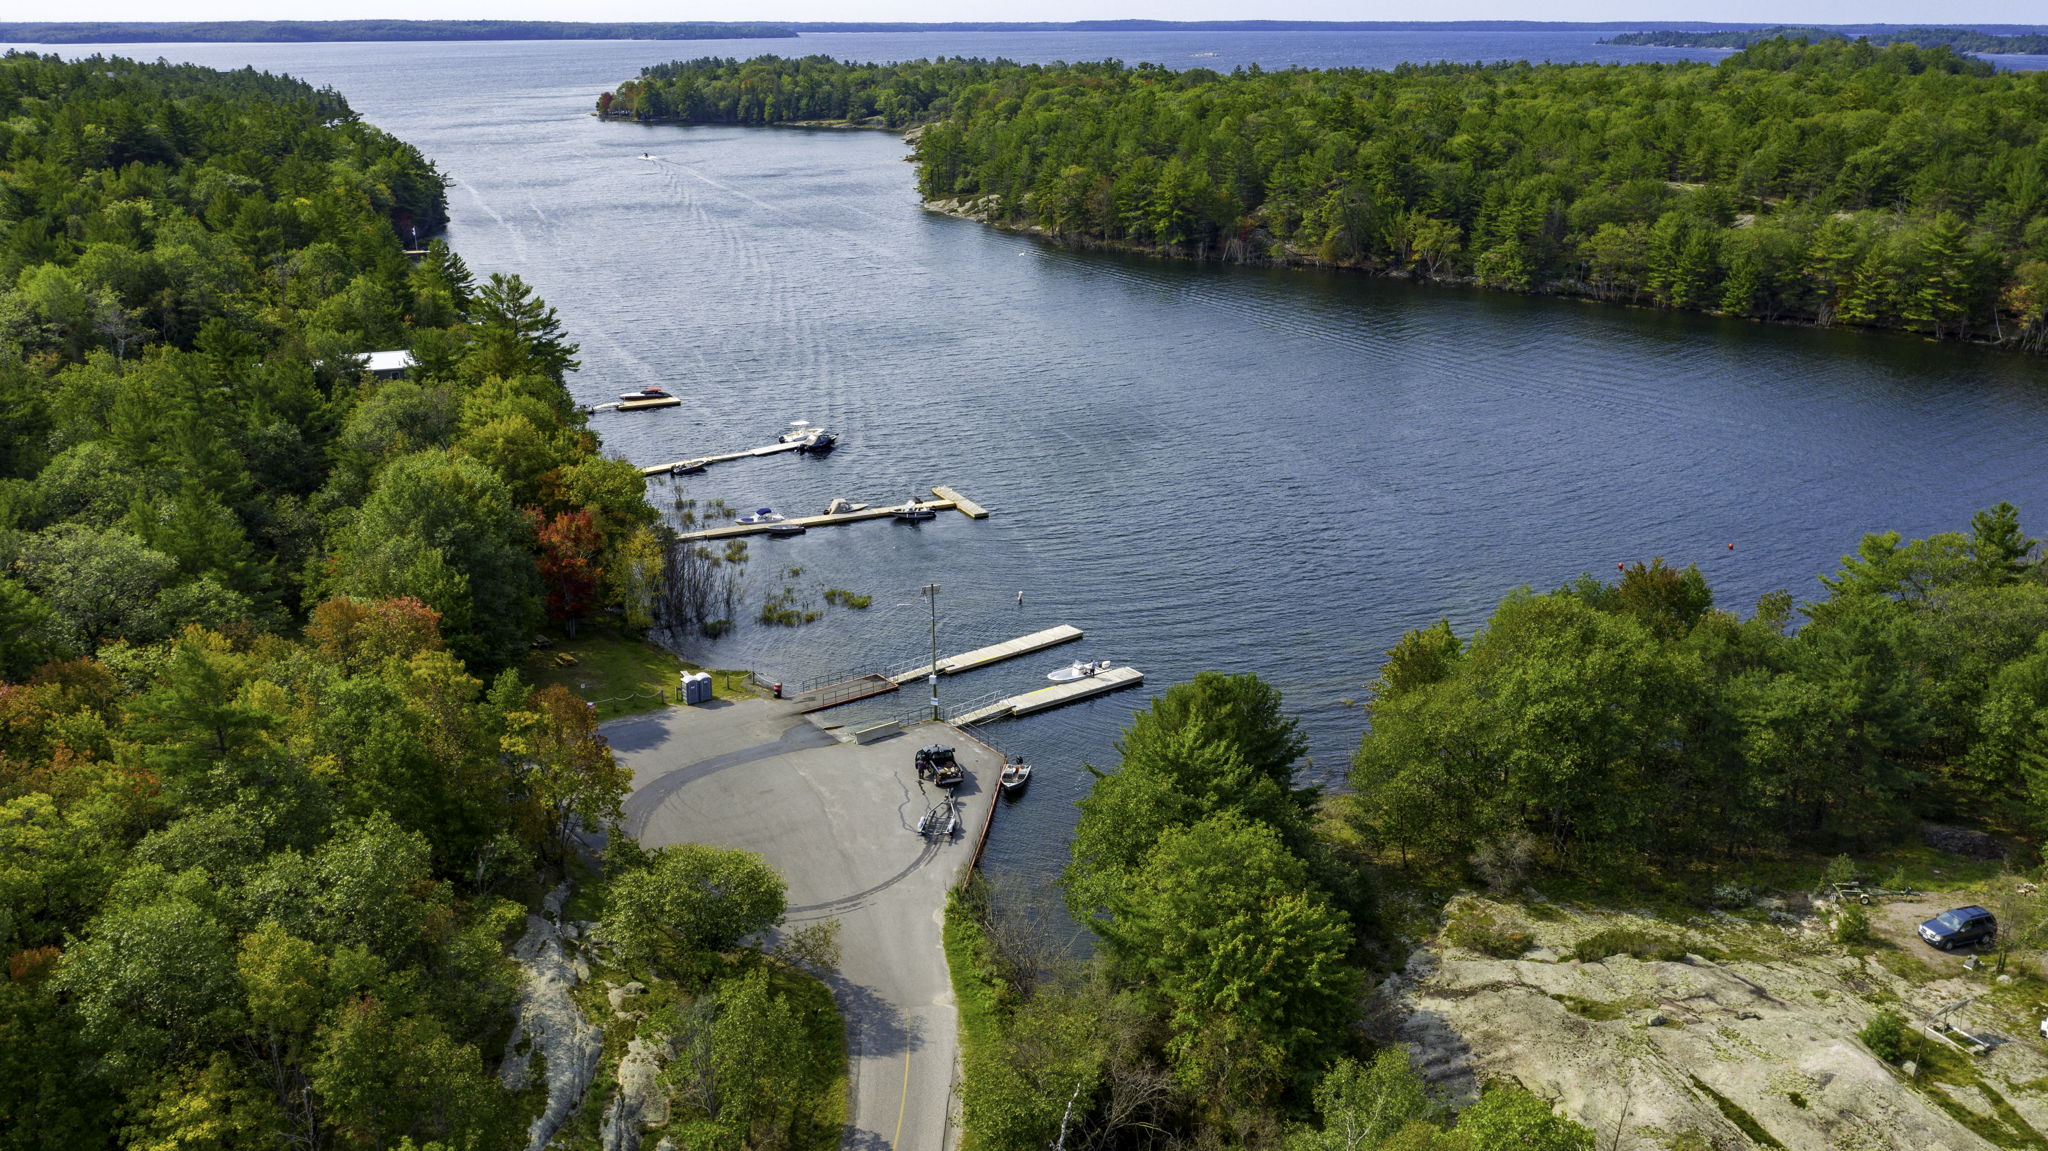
[1617,562,1625,570]
[1727,543,1735,550]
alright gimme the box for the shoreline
[918,195,2041,356]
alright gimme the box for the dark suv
[1918,906,1997,950]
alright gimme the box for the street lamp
[921,583,941,721]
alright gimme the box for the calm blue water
[15,34,2048,891]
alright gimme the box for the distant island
[1603,26,2048,54]
[9,19,2048,44]
[0,21,799,43]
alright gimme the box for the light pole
[921,583,941,721]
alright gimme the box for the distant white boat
[1047,659,1110,682]
[736,507,784,525]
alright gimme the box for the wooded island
[604,42,2048,352]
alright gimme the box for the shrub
[1710,882,1755,909]
[1833,903,1871,946]
[1443,908,1534,959]
[1859,1008,1918,1064]
[1570,926,1690,964]
[1822,854,1858,888]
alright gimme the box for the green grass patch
[1550,993,1644,1021]
[1687,1074,1787,1150]
[1442,905,1534,958]
[944,882,1011,1151]
[1907,1040,2048,1149]
[522,630,752,719]
[1571,926,1704,964]
[823,588,871,609]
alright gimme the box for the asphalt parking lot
[606,697,1001,1150]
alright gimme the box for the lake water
[17,34,2048,893]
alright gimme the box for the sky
[30,2,2043,26]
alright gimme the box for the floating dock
[951,666,1145,726]
[676,488,982,540]
[890,625,1083,684]
[640,439,807,476]
[930,485,989,519]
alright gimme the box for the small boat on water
[895,497,938,522]
[779,420,839,453]
[1000,758,1032,793]
[1047,659,1110,683]
[670,459,708,475]
[764,522,807,537]
[619,386,670,401]
[823,497,869,514]
[736,507,784,525]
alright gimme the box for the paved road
[607,699,1001,1151]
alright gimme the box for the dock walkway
[640,439,805,477]
[889,625,1083,684]
[951,666,1145,726]
[676,488,983,541]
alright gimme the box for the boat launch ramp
[950,666,1146,726]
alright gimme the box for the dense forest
[948,504,2048,1150]
[1350,506,2048,877]
[0,52,846,1149]
[0,21,797,43]
[950,673,1598,1151]
[606,43,2048,351]
[1604,27,2048,54]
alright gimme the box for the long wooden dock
[951,666,1145,726]
[640,439,805,477]
[675,488,983,541]
[889,625,1083,684]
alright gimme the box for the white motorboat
[894,501,937,522]
[736,507,784,525]
[779,420,839,453]
[619,385,670,401]
[1000,759,1032,793]
[1047,659,1110,683]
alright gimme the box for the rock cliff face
[1373,896,2048,1151]
[501,883,605,1151]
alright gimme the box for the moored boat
[764,522,807,537]
[1000,758,1032,793]
[619,386,670,401]
[780,420,839,453]
[1047,659,1110,682]
[736,507,784,525]
[895,497,937,522]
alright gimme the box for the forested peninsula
[1604,27,2048,54]
[0,52,849,1149]
[604,42,2048,352]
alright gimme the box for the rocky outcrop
[600,1034,676,1151]
[1374,897,2048,1150]
[501,884,604,1151]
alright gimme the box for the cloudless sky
[36,2,2044,26]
